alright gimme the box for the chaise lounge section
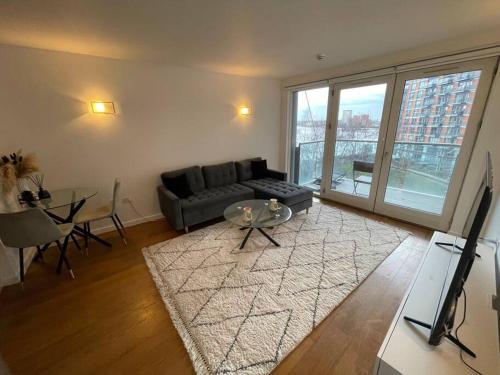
[235,158,313,214]
[157,158,313,232]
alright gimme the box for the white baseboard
[89,212,164,235]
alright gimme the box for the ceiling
[1,0,499,78]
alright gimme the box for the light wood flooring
[0,199,431,374]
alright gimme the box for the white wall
[0,44,281,227]
[0,45,281,287]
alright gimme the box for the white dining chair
[74,178,127,252]
[0,208,75,287]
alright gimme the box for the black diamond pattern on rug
[143,202,410,375]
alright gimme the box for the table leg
[56,238,75,279]
[240,228,254,249]
[67,199,86,222]
[84,222,89,251]
[56,237,69,274]
[70,233,82,251]
[72,225,111,247]
[33,243,50,262]
[45,204,112,248]
[257,228,280,247]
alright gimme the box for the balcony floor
[302,179,444,215]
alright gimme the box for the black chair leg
[70,233,82,252]
[84,222,89,255]
[86,222,92,247]
[56,238,75,279]
[35,245,45,262]
[111,216,127,245]
[114,214,126,232]
[18,248,24,288]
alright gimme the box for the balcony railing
[294,139,461,192]
[294,140,325,187]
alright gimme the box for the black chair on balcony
[352,160,374,195]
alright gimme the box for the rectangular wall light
[238,105,252,116]
[91,101,115,114]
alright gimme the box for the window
[289,87,329,191]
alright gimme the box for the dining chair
[0,208,75,287]
[352,160,374,195]
[74,178,127,252]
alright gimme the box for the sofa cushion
[161,166,205,192]
[202,162,237,188]
[235,157,261,181]
[162,173,193,199]
[251,159,268,179]
[180,183,254,226]
[240,178,313,206]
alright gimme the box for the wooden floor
[0,200,432,375]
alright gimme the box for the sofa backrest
[235,157,261,182]
[161,166,205,193]
[202,162,237,188]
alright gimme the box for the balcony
[293,140,325,189]
[294,140,460,214]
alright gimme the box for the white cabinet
[375,232,499,374]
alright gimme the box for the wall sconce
[91,101,115,114]
[238,105,252,116]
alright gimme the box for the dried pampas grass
[0,163,16,193]
[0,150,40,193]
[15,153,39,177]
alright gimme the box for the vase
[17,177,31,193]
[0,187,21,212]
[16,177,36,203]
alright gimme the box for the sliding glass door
[309,57,496,230]
[289,86,329,191]
[321,75,395,210]
[375,58,496,230]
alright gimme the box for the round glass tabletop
[223,199,292,229]
[32,187,98,210]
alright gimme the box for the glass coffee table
[223,199,292,249]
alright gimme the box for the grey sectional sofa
[157,158,313,232]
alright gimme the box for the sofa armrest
[157,185,184,230]
[266,169,287,181]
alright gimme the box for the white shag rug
[142,202,410,374]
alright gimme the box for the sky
[338,84,387,121]
[297,84,387,122]
[296,87,329,121]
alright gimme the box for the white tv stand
[374,231,499,374]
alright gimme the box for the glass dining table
[25,187,112,250]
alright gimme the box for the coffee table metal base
[240,228,280,249]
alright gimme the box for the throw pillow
[162,174,193,199]
[251,159,268,179]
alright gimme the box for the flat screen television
[404,151,493,358]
